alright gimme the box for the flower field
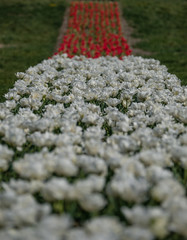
[55,1,132,58]
[0,54,187,240]
[0,1,187,240]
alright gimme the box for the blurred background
[0,0,186,102]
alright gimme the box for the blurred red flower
[55,1,132,59]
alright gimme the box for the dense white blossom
[0,144,14,171]
[0,54,187,239]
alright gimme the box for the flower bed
[0,54,187,240]
[55,1,132,58]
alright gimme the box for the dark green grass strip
[120,0,187,85]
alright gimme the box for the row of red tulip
[55,1,132,58]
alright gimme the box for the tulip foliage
[55,1,132,58]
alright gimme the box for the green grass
[0,0,67,102]
[120,0,187,85]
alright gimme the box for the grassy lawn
[120,0,187,86]
[0,0,67,102]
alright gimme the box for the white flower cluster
[0,144,14,171]
[0,54,187,240]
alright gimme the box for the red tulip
[55,2,132,59]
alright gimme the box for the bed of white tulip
[0,54,187,240]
